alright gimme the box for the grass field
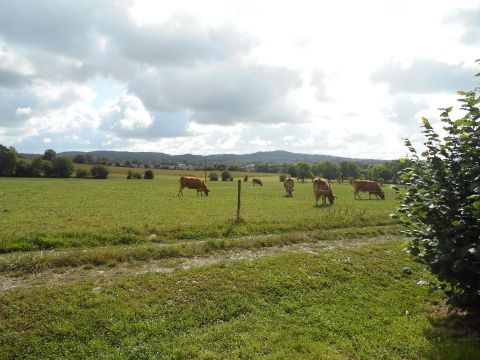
[0,173,478,359]
[0,174,396,253]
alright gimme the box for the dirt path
[0,235,400,294]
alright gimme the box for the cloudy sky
[0,0,479,159]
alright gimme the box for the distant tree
[132,159,142,167]
[227,165,238,171]
[31,157,44,177]
[114,162,121,167]
[295,163,313,182]
[340,161,359,181]
[15,160,32,177]
[73,154,87,164]
[41,160,54,177]
[53,157,75,178]
[125,160,132,168]
[221,170,231,181]
[209,172,219,181]
[368,164,392,183]
[287,165,297,177]
[43,149,56,161]
[95,156,110,166]
[84,154,94,164]
[316,160,340,180]
[244,175,249,182]
[76,169,88,178]
[144,169,154,179]
[0,145,19,176]
[279,174,287,182]
[90,165,109,179]
[144,163,151,169]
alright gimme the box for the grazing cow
[313,177,335,206]
[177,176,210,197]
[352,180,385,200]
[284,177,295,197]
[252,178,263,186]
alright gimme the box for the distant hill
[21,150,381,164]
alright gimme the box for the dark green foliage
[313,160,340,180]
[90,165,109,179]
[126,170,142,179]
[52,157,75,178]
[340,161,359,181]
[209,172,219,181]
[41,160,54,177]
[221,170,231,181]
[73,154,86,164]
[31,158,43,177]
[279,174,287,182]
[144,169,154,179]
[76,169,88,178]
[42,149,56,161]
[394,74,480,314]
[0,145,19,176]
[295,162,313,182]
[15,161,33,177]
[244,175,248,182]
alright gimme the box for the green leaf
[422,117,432,129]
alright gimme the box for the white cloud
[0,0,479,159]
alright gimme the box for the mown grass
[0,241,478,359]
[0,177,397,253]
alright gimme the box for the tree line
[0,147,109,179]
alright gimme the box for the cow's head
[379,191,385,200]
[328,192,335,204]
[203,188,210,196]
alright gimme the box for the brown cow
[284,177,295,197]
[353,180,385,200]
[252,178,263,186]
[177,176,210,197]
[313,177,335,206]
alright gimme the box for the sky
[0,0,479,159]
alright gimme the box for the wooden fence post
[237,179,241,222]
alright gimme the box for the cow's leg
[177,187,183,196]
[369,192,372,200]
[354,190,358,199]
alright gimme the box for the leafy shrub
[52,157,75,178]
[0,145,19,176]
[76,169,88,178]
[41,160,54,177]
[394,77,480,315]
[15,161,33,177]
[244,175,248,182]
[90,165,109,179]
[127,170,142,179]
[279,174,287,182]
[144,169,154,179]
[221,170,231,181]
[209,172,219,181]
[229,177,233,181]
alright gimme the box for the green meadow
[0,171,478,359]
[0,174,396,253]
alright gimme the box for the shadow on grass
[423,301,480,359]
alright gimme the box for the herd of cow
[177,176,385,205]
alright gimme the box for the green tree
[208,172,219,181]
[315,160,340,180]
[221,170,231,181]
[295,162,313,182]
[53,157,75,178]
[144,169,154,179]
[43,149,56,161]
[90,165,109,179]
[394,73,480,314]
[0,145,19,176]
[339,161,359,181]
[287,165,297,177]
[73,154,87,164]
